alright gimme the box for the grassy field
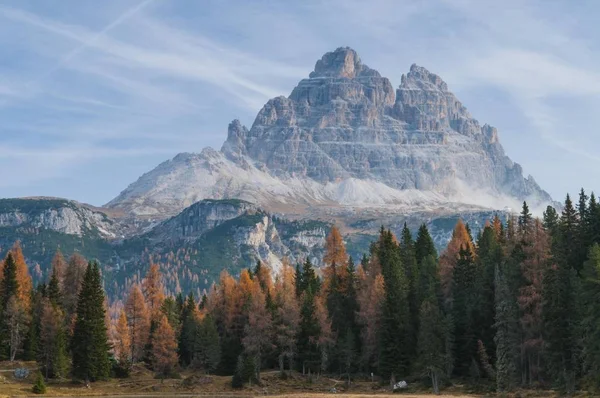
[0,361,562,398]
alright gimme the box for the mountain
[0,197,329,296]
[0,198,116,274]
[107,47,551,223]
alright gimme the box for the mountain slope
[106,47,551,221]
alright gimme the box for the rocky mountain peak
[401,64,449,92]
[309,47,368,79]
[108,47,553,220]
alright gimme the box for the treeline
[2,189,600,394]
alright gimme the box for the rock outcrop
[0,198,118,238]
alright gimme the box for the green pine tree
[47,269,61,307]
[0,252,19,311]
[32,372,47,394]
[580,244,600,392]
[451,245,478,377]
[71,261,111,382]
[493,265,519,393]
[178,294,198,366]
[416,296,448,395]
[378,229,411,383]
[194,315,221,373]
[542,261,578,393]
[297,287,320,374]
[415,224,437,265]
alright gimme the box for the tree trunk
[431,371,440,395]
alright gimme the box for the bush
[32,373,47,394]
[111,358,131,379]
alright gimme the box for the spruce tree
[416,296,447,395]
[0,253,19,311]
[518,201,532,236]
[494,265,519,393]
[451,245,478,377]
[194,315,221,373]
[47,269,61,307]
[378,229,411,383]
[178,294,198,366]
[400,223,419,362]
[71,262,111,382]
[0,253,20,360]
[475,225,502,362]
[579,244,600,392]
[297,287,320,374]
[415,224,437,265]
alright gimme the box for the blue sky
[1,0,599,206]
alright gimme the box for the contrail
[37,0,156,81]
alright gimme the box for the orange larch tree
[11,242,32,310]
[273,262,300,373]
[50,250,67,289]
[115,309,131,363]
[152,315,177,376]
[125,284,150,363]
[439,220,475,300]
[152,314,178,376]
[142,262,165,322]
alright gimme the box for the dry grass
[0,361,566,398]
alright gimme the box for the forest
[1,189,600,396]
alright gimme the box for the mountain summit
[107,47,552,220]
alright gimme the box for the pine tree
[32,372,47,394]
[494,265,519,393]
[161,297,180,330]
[579,244,600,391]
[415,224,437,265]
[474,225,502,358]
[400,223,419,362]
[297,287,320,374]
[451,245,478,377]
[542,261,578,393]
[377,229,411,383]
[518,201,532,237]
[297,258,319,296]
[1,252,19,311]
[47,268,61,307]
[194,315,221,373]
[38,301,68,379]
[71,262,111,382]
[178,293,198,366]
[416,296,447,395]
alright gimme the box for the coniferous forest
[3,189,600,395]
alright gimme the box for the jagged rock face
[222,47,550,202]
[108,47,552,221]
[0,198,117,238]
